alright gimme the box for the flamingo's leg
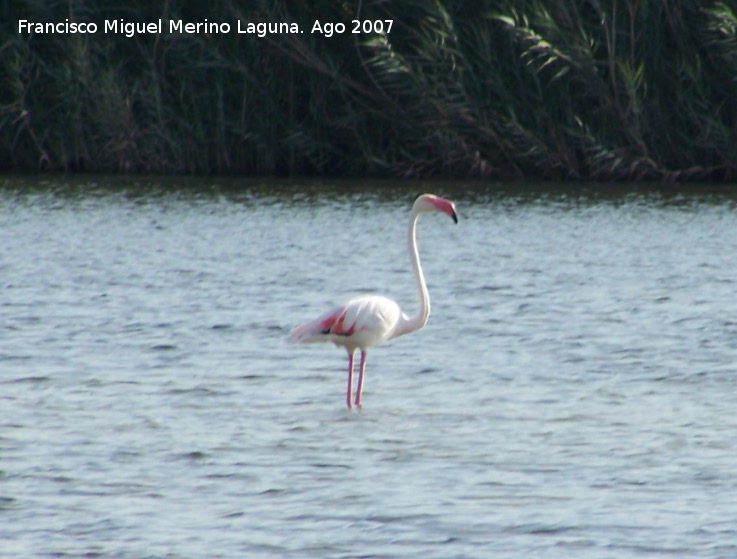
[354,350,367,407]
[346,350,355,409]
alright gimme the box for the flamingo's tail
[287,321,323,344]
[287,307,343,344]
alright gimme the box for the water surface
[1,176,737,558]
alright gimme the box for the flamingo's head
[414,194,458,223]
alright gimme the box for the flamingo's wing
[288,305,352,344]
[288,295,401,348]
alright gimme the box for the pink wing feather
[288,306,354,344]
[288,295,402,349]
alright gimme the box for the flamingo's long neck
[393,209,430,338]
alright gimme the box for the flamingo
[288,194,458,407]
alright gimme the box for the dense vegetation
[2,1,737,180]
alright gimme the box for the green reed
[2,0,736,180]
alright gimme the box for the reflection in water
[1,176,737,558]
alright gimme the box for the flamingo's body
[289,194,458,407]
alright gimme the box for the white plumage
[289,194,458,407]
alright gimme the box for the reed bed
[2,0,736,180]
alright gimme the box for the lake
[2,175,737,558]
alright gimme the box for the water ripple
[1,181,737,558]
